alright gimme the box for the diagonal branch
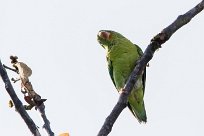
[37,104,55,136]
[2,61,54,136]
[0,60,41,136]
[97,1,204,136]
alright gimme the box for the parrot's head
[97,30,125,50]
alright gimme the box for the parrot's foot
[119,89,127,94]
[119,90,123,94]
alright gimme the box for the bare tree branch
[3,64,18,73]
[97,1,204,136]
[37,104,55,136]
[2,59,54,136]
[0,60,41,136]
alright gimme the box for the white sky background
[0,0,204,136]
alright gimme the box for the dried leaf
[14,62,32,79]
[59,132,69,136]
[8,100,13,108]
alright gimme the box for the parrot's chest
[111,59,135,88]
[107,45,140,90]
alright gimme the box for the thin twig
[0,60,41,136]
[3,64,18,73]
[37,104,55,136]
[3,61,54,135]
[97,1,204,135]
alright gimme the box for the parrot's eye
[98,31,111,40]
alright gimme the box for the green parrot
[97,30,147,123]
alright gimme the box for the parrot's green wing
[142,67,146,92]
[134,44,143,57]
[107,57,116,87]
[127,67,146,121]
[107,43,146,91]
[126,44,147,123]
[134,44,146,92]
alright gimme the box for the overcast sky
[0,0,204,136]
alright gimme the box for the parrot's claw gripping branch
[97,1,204,136]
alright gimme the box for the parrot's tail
[127,100,147,123]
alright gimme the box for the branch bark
[97,1,204,136]
[3,64,18,73]
[1,61,54,136]
[37,104,55,136]
[0,60,41,136]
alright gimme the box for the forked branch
[0,60,41,136]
